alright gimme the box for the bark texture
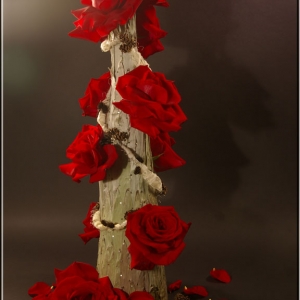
[96,19,168,300]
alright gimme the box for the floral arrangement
[28,262,154,300]
[28,1,232,299]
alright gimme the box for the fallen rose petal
[29,263,132,300]
[183,285,208,297]
[129,291,155,300]
[167,279,182,293]
[210,268,231,283]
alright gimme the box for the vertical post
[96,17,168,300]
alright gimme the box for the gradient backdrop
[3,0,298,299]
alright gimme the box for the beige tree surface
[95,18,168,300]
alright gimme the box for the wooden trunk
[96,18,168,300]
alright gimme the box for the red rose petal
[60,124,118,183]
[150,132,186,172]
[81,0,92,4]
[30,262,136,300]
[71,0,168,58]
[78,230,99,244]
[31,295,50,300]
[129,291,155,300]
[167,279,182,293]
[78,202,100,244]
[79,72,111,118]
[210,268,231,283]
[114,288,129,300]
[55,262,99,284]
[28,282,52,297]
[69,0,142,43]
[183,286,208,297]
[136,4,167,58]
[128,244,156,270]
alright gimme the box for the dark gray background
[3,0,298,299]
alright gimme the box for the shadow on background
[158,0,273,209]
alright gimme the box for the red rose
[28,262,128,300]
[54,264,127,300]
[136,4,167,58]
[28,262,154,300]
[125,204,191,270]
[69,0,142,43]
[69,0,169,58]
[150,132,185,172]
[59,124,118,183]
[114,65,187,138]
[78,202,100,244]
[79,72,111,118]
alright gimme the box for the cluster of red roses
[59,65,186,182]
[60,2,187,182]
[37,1,191,299]
[28,262,154,300]
[28,262,231,300]
[69,0,168,58]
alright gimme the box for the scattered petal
[183,285,208,297]
[129,291,155,300]
[167,279,182,293]
[210,268,231,283]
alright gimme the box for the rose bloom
[150,132,185,172]
[69,0,142,43]
[79,202,100,244]
[28,262,154,300]
[69,0,169,58]
[114,65,187,138]
[136,2,168,58]
[79,72,111,118]
[59,124,118,183]
[125,204,191,270]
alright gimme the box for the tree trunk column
[96,18,168,300]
